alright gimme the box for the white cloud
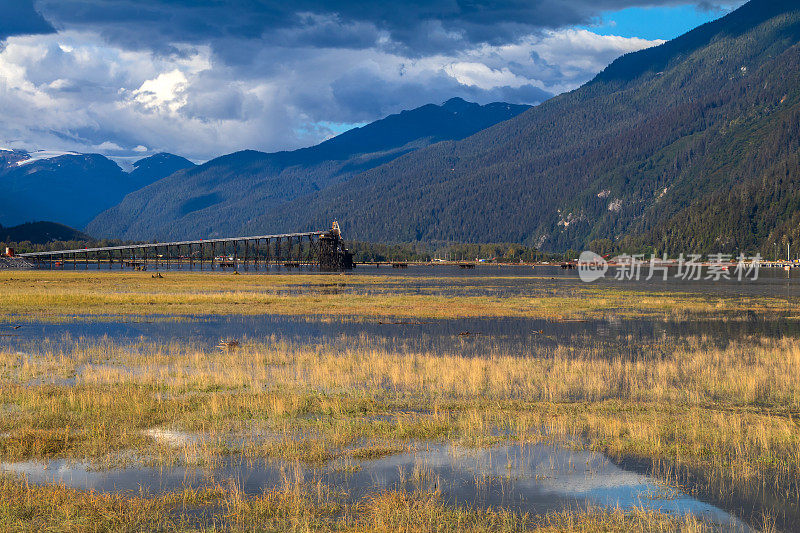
[94,141,124,151]
[532,29,665,76]
[444,62,529,90]
[133,69,190,113]
[0,27,662,160]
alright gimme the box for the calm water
[2,310,800,360]
[3,267,799,529]
[0,443,750,531]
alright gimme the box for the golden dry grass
[0,333,797,530]
[0,472,714,532]
[0,270,794,320]
[0,271,797,530]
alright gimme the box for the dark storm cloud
[0,0,55,41]
[0,0,731,160]
[31,0,740,55]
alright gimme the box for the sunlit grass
[0,333,797,529]
[0,270,794,320]
[0,472,717,532]
[0,271,797,529]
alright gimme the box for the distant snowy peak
[0,149,32,168]
[15,150,82,166]
[2,149,193,177]
[0,149,193,229]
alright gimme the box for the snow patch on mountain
[16,150,81,166]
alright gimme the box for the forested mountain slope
[128,153,196,191]
[0,221,90,245]
[246,0,800,255]
[87,98,530,240]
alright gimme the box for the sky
[0,0,745,163]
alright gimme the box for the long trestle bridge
[16,224,353,272]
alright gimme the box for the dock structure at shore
[13,222,354,272]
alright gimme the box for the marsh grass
[0,271,794,320]
[1,272,797,529]
[0,472,714,532]
[0,331,798,529]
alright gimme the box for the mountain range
[0,151,194,229]
[234,0,799,255]
[6,0,800,255]
[86,98,530,240]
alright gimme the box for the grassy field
[0,270,795,320]
[0,271,797,531]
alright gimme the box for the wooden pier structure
[17,223,353,272]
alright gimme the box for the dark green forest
[346,241,557,262]
[0,221,90,246]
[85,0,800,256]
[87,99,531,241]
[247,0,800,256]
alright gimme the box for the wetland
[0,266,798,531]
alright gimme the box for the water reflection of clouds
[0,443,750,530]
[4,311,800,363]
[371,444,749,530]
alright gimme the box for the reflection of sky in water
[2,312,800,360]
[3,265,800,358]
[1,268,793,531]
[0,443,750,530]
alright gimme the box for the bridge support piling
[318,223,353,271]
